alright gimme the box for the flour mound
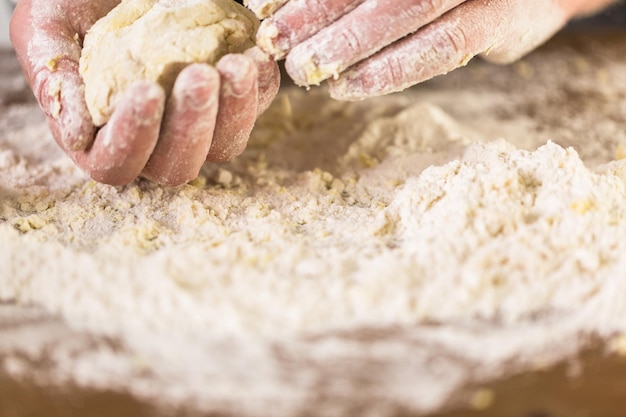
[3,96,626,338]
[79,0,259,126]
[5,43,626,412]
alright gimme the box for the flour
[3,35,626,415]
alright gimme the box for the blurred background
[0,1,624,48]
[1,3,9,47]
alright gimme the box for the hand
[10,0,280,186]
[251,0,615,100]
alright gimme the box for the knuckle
[310,0,332,21]
[338,26,363,57]
[417,0,446,16]
[403,0,449,22]
[442,25,469,54]
[382,55,406,87]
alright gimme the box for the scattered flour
[3,38,626,414]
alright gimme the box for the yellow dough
[79,0,259,126]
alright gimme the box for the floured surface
[2,34,626,415]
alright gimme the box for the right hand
[10,0,280,186]
[248,0,615,100]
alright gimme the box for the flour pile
[2,52,626,413]
[4,91,626,337]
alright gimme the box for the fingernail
[285,51,336,87]
[184,66,218,111]
[134,83,165,126]
[220,58,257,98]
[186,86,214,111]
[245,47,277,90]
[225,74,256,98]
[244,46,270,63]
[257,20,287,59]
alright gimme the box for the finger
[207,55,258,163]
[477,0,569,64]
[284,0,464,86]
[244,0,290,19]
[142,64,220,187]
[244,47,281,116]
[257,0,365,59]
[71,82,165,186]
[328,0,568,100]
[35,63,97,151]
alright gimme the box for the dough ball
[79,0,259,126]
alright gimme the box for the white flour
[2,43,626,413]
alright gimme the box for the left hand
[250,0,616,100]
[10,0,281,187]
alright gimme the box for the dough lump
[79,0,259,126]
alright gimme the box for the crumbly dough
[79,0,259,126]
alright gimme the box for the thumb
[10,0,95,151]
[477,0,568,65]
[32,61,96,151]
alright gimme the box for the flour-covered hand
[10,0,280,186]
[252,0,616,100]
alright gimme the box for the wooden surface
[2,304,626,417]
[3,32,626,417]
